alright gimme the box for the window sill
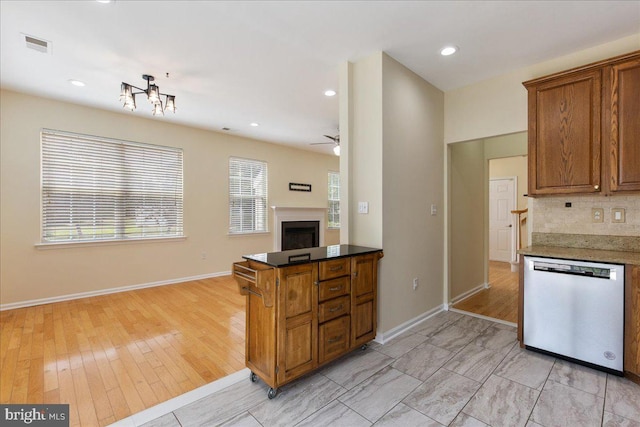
[35,235,187,250]
[227,231,270,237]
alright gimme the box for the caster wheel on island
[267,388,278,399]
[250,372,258,383]
[361,344,368,351]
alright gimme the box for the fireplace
[281,221,320,250]
[271,207,326,251]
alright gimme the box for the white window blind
[229,157,268,234]
[328,171,340,228]
[41,129,184,243]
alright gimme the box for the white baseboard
[449,282,488,306]
[0,271,231,311]
[374,305,444,344]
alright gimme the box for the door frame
[488,175,518,264]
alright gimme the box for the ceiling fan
[311,134,340,156]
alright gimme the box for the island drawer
[319,258,350,280]
[318,276,350,302]
[318,295,350,323]
[319,316,350,363]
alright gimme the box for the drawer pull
[329,266,344,271]
[329,286,342,292]
[329,304,343,313]
[328,336,343,344]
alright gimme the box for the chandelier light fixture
[120,74,176,116]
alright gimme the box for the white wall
[444,34,640,144]
[0,89,339,305]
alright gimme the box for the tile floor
[141,311,640,427]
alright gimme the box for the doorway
[448,133,528,324]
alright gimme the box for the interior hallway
[0,276,246,426]
[452,261,519,324]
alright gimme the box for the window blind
[328,171,340,228]
[229,157,268,234]
[41,129,184,242]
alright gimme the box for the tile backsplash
[531,194,640,237]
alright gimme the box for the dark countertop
[243,244,382,267]
[518,245,640,266]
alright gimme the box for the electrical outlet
[612,208,626,223]
[201,251,207,260]
[430,204,437,216]
[412,277,419,290]
[591,208,604,223]
[358,202,369,214]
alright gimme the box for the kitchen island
[233,244,383,398]
[518,235,640,385]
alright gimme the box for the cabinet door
[351,254,378,347]
[527,69,602,195]
[625,265,640,384]
[607,58,640,192]
[277,263,318,384]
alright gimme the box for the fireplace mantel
[271,206,326,251]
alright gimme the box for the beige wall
[444,34,640,144]
[0,89,339,305]
[380,53,445,333]
[348,53,384,248]
[449,140,485,299]
[342,52,444,334]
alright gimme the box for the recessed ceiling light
[324,90,336,97]
[96,0,113,4]
[440,46,458,56]
[69,79,85,87]
[250,122,259,127]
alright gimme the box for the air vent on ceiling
[222,127,231,131]
[24,35,50,54]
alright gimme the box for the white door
[489,178,515,262]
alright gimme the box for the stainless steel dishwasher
[523,256,624,374]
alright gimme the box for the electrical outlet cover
[591,208,604,223]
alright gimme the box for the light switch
[430,204,437,216]
[358,201,369,214]
[612,208,625,223]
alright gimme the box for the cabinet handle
[594,185,600,190]
[314,281,319,286]
[354,271,358,278]
[328,336,343,344]
[329,266,344,271]
[329,286,342,292]
[329,304,343,313]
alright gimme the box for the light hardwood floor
[452,261,518,323]
[0,276,246,427]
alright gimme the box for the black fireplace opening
[281,221,320,250]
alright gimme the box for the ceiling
[1,1,639,155]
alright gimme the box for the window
[328,171,340,228]
[229,157,268,234]
[41,129,183,243]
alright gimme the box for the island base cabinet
[233,250,383,397]
[625,265,640,385]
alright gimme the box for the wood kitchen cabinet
[233,245,383,398]
[524,51,640,196]
[604,57,640,193]
[625,264,640,385]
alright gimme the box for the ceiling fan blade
[310,142,335,145]
[323,134,339,142]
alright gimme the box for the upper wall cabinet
[605,57,640,193]
[524,51,640,196]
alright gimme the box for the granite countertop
[243,244,383,267]
[518,233,640,265]
[518,245,640,265]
